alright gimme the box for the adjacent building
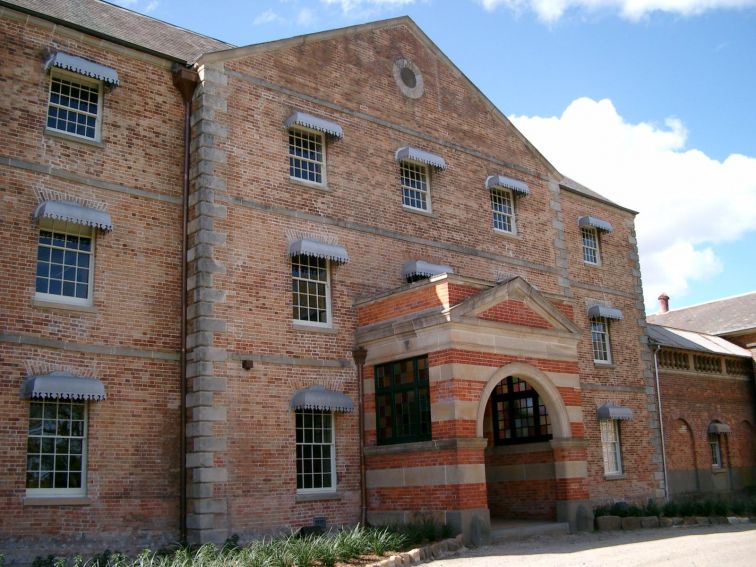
[648,293,756,496]
[1,0,751,562]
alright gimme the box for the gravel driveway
[429,524,756,567]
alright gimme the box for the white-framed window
[709,432,723,468]
[582,227,600,265]
[591,318,611,363]
[400,161,430,211]
[292,254,331,326]
[289,128,325,185]
[600,419,623,475]
[491,187,516,233]
[46,70,102,141]
[295,410,336,493]
[26,399,87,497]
[35,219,95,306]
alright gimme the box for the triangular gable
[449,277,579,335]
[196,17,565,185]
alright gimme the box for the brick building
[3,0,747,561]
[648,293,756,496]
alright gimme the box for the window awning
[588,305,624,321]
[578,215,613,233]
[597,404,633,421]
[402,260,454,280]
[20,372,106,402]
[708,422,731,435]
[288,238,349,264]
[395,146,447,170]
[45,52,120,87]
[290,385,354,413]
[285,111,343,139]
[34,200,113,232]
[486,175,530,196]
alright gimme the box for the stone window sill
[594,362,616,369]
[32,297,98,314]
[291,322,338,334]
[24,496,91,506]
[604,473,626,481]
[712,467,727,474]
[289,177,331,193]
[44,128,104,148]
[402,206,437,219]
[295,492,341,503]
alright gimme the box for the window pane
[374,356,431,444]
[295,410,334,491]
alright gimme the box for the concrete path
[429,524,756,567]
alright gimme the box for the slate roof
[647,324,751,357]
[1,0,234,62]
[647,292,756,336]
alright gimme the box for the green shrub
[678,500,696,517]
[662,500,679,517]
[713,499,729,516]
[644,499,660,517]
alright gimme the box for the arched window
[491,376,552,445]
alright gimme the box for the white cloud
[297,7,317,25]
[254,9,285,25]
[510,97,756,307]
[144,0,159,13]
[479,0,756,22]
[321,0,417,14]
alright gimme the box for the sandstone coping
[365,534,465,567]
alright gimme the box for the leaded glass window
[375,356,431,445]
[491,376,552,445]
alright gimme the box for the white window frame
[295,410,336,494]
[400,160,431,212]
[591,317,612,363]
[709,432,723,469]
[46,69,103,142]
[490,187,516,234]
[26,399,88,498]
[34,219,96,307]
[581,227,601,265]
[600,419,623,476]
[288,127,327,187]
[291,254,332,328]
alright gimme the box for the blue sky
[116,0,756,314]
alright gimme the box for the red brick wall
[478,300,552,328]
[1,11,184,557]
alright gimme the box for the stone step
[490,521,570,543]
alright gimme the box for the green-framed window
[374,356,431,445]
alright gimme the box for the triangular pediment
[198,17,559,178]
[449,277,579,335]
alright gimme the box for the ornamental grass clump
[30,522,452,567]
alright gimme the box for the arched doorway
[476,363,572,522]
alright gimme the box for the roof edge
[0,0,220,64]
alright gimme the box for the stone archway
[475,362,586,525]
[475,362,572,440]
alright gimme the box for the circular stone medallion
[393,58,424,99]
